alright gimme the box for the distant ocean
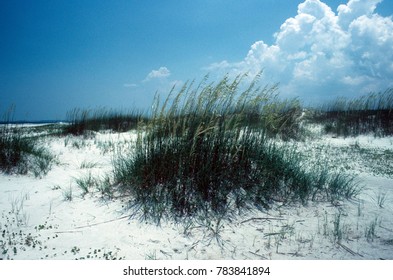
[0,120,68,124]
[0,120,69,126]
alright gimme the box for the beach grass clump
[64,108,146,136]
[75,172,97,197]
[113,76,358,222]
[313,88,393,137]
[0,109,54,176]
[257,98,303,140]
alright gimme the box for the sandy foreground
[1,127,392,260]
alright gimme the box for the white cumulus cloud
[207,0,393,101]
[337,0,382,28]
[143,66,171,82]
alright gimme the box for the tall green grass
[313,89,393,137]
[65,108,147,135]
[113,76,357,222]
[0,108,54,176]
[257,97,303,140]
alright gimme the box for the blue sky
[1,0,393,121]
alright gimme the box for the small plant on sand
[9,193,30,227]
[365,217,379,242]
[80,160,99,169]
[96,175,114,199]
[327,173,361,203]
[75,172,97,197]
[332,213,344,242]
[145,250,157,260]
[62,186,73,202]
[376,191,388,208]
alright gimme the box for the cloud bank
[208,0,393,101]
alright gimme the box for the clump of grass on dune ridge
[312,88,393,137]
[113,75,358,223]
[64,107,147,136]
[0,108,54,177]
[257,97,303,140]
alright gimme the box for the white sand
[1,129,392,260]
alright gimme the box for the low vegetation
[311,88,393,137]
[3,78,391,227]
[113,75,359,223]
[0,109,54,177]
[64,108,147,135]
